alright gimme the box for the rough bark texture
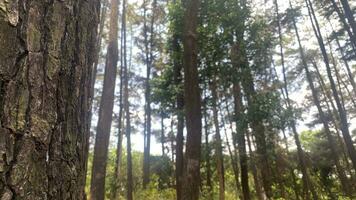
[90,0,119,199]
[0,0,99,199]
[181,0,202,199]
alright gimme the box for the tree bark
[181,0,203,199]
[0,0,99,199]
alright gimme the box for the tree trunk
[232,83,250,200]
[91,0,109,104]
[275,1,317,199]
[329,0,356,51]
[111,14,125,199]
[143,0,157,188]
[202,90,212,197]
[90,0,119,199]
[246,132,266,200]
[333,33,356,96]
[174,30,185,200]
[0,0,99,199]
[339,0,356,46]
[305,0,356,172]
[210,78,225,200]
[122,0,133,199]
[221,98,243,199]
[161,114,165,156]
[181,0,203,199]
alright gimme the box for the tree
[122,0,133,199]
[0,0,99,199]
[181,0,203,199]
[90,0,119,199]
[339,0,356,46]
[305,0,356,172]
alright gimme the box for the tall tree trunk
[172,1,184,198]
[329,0,356,51]
[210,78,225,200]
[339,0,356,46]
[161,114,165,156]
[232,83,250,200]
[246,132,266,200]
[333,32,356,96]
[305,0,356,172]
[111,13,125,199]
[293,2,352,197]
[174,34,185,200]
[221,98,243,199]
[275,1,318,199]
[143,0,157,188]
[0,0,99,199]
[91,0,109,104]
[234,43,272,198]
[202,90,212,197]
[90,0,119,199]
[181,0,203,199]
[122,0,133,199]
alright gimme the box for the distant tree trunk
[293,2,352,197]
[91,0,109,103]
[90,0,119,199]
[234,43,272,198]
[174,27,185,200]
[122,0,133,199]
[333,33,356,96]
[275,1,317,199]
[339,0,356,46]
[0,0,99,199]
[210,78,225,200]
[161,114,165,156]
[111,13,125,200]
[221,98,242,199]
[305,0,356,172]
[202,89,212,196]
[246,132,266,200]
[328,41,356,108]
[329,0,356,51]
[231,83,250,200]
[143,0,157,188]
[181,0,203,199]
